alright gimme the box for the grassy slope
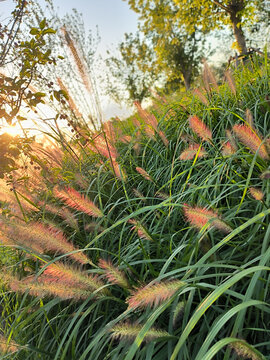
[0,56,269,360]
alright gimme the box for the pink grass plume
[127,280,185,309]
[233,124,269,160]
[98,259,130,289]
[128,219,152,241]
[249,187,264,201]
[188,115,212,142]
[54,187,103,218]
[183,203,232,233]
[179,143,207,160]
[135,167,152,182]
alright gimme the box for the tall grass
[0,55,269,359]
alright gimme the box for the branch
[212,0,232,14]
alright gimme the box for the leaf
[43,28,56,35]
[170,266,270,360]
[30,28,39,35]
[39,19,46,30]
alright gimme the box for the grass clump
[0,56,269,359]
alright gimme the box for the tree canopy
[125,0,268,55]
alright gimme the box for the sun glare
[1,125,24,137]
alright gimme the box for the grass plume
[110,322,169,342]
[179,143,207,160]
[54,187,103,218]
[249,187,264,201]
[188,115,212,142]
[183,204,232,233]
[98,259,130,289]
[127,280,185,309]
[233,124,269,160]
[2,221,89,264]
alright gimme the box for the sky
[0,0,139,120]
[0,0,138,47]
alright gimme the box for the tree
[125,0,268,55]
[121,1,206,92]
[105,32,159,104]
[106,1,205,104]
[0,1,63,177]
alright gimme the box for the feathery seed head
[134,101,158,131]
[260,170,270,180]
[110,322,169,342]
[225,130,238,152]
[127,280,185,309]
[133,188,146,202]
[245,108,254,129]
[98,259,130,288]
[173,301,185,328]
[179,143,207,160]
[183,204,232,233]
[128,219,152,241]
[188,115,212,142]
[229,340,265,360]
[155,191,169,199]
[224,70,236,95]
[221,141,237,156]
[3,221,89,264]
[193,88,209,105]
[249,187,264,201]
[54,187,103,218]
[61,27,92,94]
[42,262,107,295]
[135,167,152,182]
[158,130,169,147]
[57,78,82,118]
[233,124,269,160]
[203,61,219,93]
[0,334,20,355]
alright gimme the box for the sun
[0,124,24,137]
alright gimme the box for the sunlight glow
[1,124,24,137]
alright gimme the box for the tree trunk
[230,10,248,55]
[182,69,192,91]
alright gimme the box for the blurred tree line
[106,0,270,104]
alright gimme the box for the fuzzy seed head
[0,334,20,355]
[128,219,152,241]
[54,187,103,218]
[98,259,130,288]
[249,187,264,201]
[2,221,89,264]
[135,167,152,182]
[127,280,185,309]
[260,170,270,180]
[183,204,232,233]
[229,340,265,360]
[179,143,207,160]
[188,115,212,142]
[111,322,169,342]
[173,301,185,327]
[221,141,237,156]
[233,124,269,160]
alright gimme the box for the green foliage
[0,17,58,124]
[108,1,206,102]
[0,54,269,359]
[0,3,66,178]
[125,0,269,55]
[0,134,20,178]
[106,32,159,104]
